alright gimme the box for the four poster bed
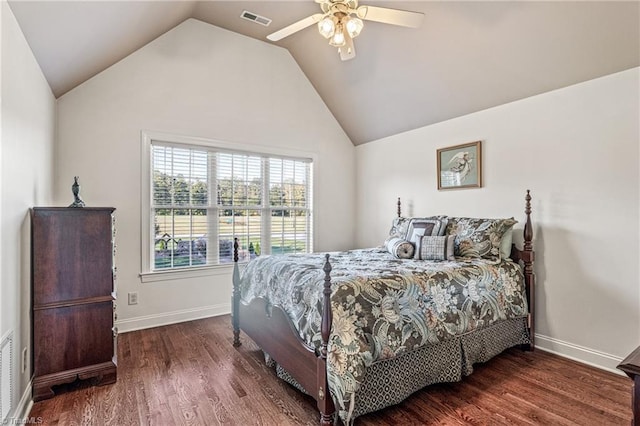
[232,191,535,424]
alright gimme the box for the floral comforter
[239,248,528,417]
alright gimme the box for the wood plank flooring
[29,315,632,425]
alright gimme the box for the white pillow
[500,227,514,260]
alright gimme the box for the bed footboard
[232,242,335,425]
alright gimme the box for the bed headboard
[394,190,535,350]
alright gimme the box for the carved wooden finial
[233,238,239,263]
[524,191,533,251]
[323,253,332,280]
[397,197,402,218]
[320,254,333,359]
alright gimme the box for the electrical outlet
[128,292,138,305]
[21,347,28,373]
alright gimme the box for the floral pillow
[446,217,517,261]
[386,217,411,241]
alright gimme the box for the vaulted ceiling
[8,1,639,145]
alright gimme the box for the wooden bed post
[232,238,241,347]
[317,254,335,425]
[397,197,402,218]
[522,190,535,351]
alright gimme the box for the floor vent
[0,332,14,422]
[240,10,272,27]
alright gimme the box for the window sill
[139,263,246,283]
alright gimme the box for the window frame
[140,131,315,282]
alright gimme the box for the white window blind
[150,142,312,271]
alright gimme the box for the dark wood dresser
[31,207,117,401]
[618,345,640,426]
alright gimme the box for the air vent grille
[240,10,272,27]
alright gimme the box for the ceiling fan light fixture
[329,24,346,47]
[267,0,424,61]
[318,16,335,38]
[345,16,363,38]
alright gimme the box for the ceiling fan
[266,0,424,61]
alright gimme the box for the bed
[232,191,535,424]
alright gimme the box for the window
[144,136,313,273]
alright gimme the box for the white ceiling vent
[240,10,272,27]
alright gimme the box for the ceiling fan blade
[339,33,356,61]
[267,13,324,41]
[357,5,424,28]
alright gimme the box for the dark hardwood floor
[29,315,632,425]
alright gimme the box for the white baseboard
[116,303,231,333]
[535,333,624,375]
[10,381,33,424]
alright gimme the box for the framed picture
[437,141,482,190]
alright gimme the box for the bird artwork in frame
[437,141,482,190]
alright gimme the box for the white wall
[1,0,56,418]
[356,68,640,372]
[0,0,3,340]
[0,1,4,418]
[56,19,356,332]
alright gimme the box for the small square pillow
[415,235,455,261]
[385,237,415,259]
[446,217,517,261]
[406,217,448,245]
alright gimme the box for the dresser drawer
[33,301,114,376]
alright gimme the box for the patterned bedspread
[239,248,528,416]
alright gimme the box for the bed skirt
[270,317,530,422]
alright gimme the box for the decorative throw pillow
[500,226,514,260]
[414,235,455,261]
[387,217,411,241]
[406,217,448,245]
[446,217,518,261]
[385,237,415,259]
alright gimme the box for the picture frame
[437,141,482,190]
